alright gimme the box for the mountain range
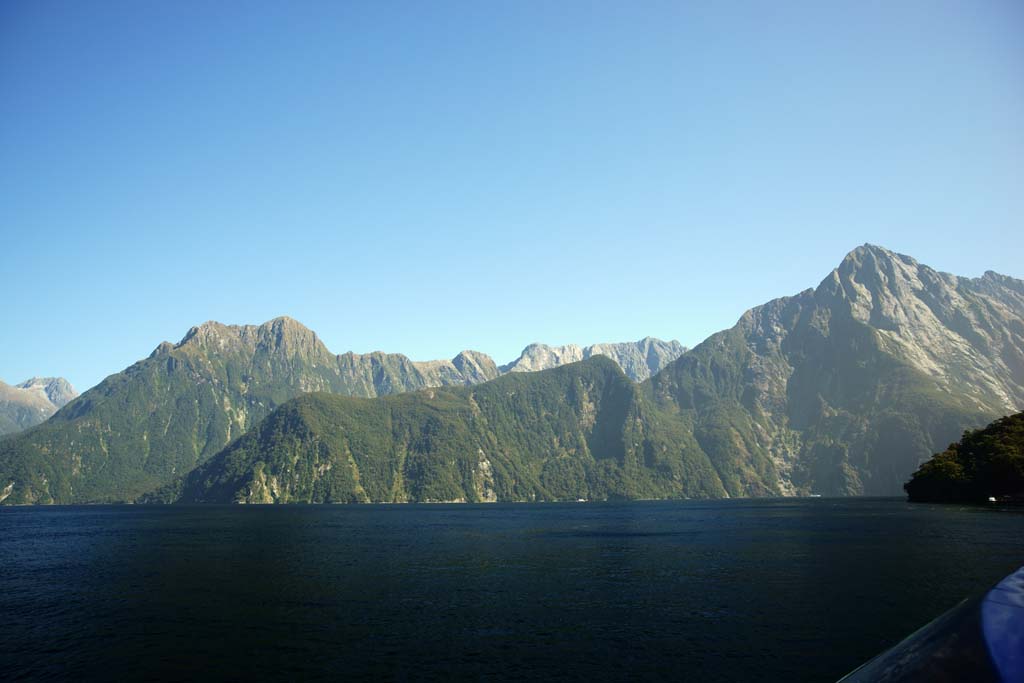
[0,321,682,503]
[0,378,77,436]
[648,244,1023,496]
[1,244,1021,505]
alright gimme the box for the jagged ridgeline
[143,357,726,503]
[0,317,684,504]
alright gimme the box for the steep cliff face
[648,245,1024,496]
[501,338,686,381]
[0,377,78,435]
[815,246,1024,411]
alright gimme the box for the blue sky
[2,1,1022,391]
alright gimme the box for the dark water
[2,499,1022,681]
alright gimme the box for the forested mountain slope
[144,357,728,504]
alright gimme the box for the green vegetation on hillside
[0,318,498,504]
[3,245,1023,505]
[143,357,730,504]
[904,412,1024,503]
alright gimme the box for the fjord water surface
[2,499,1022,681]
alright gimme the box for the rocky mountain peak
[791,245,1024,410]
[451,351,499,382]
[0,376,79,436]
[149,341,175,358]
[16,377,78,408]
[177,320,231,347]
[828,243,918,291]
[500,338,686,381]
[501,343,585,374]
[174,317,327,359]
[816,244,955,331]
[254,316,324,355]
[971,271,1024,308]
[840,242,904,263]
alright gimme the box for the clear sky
[2,1,1022,392]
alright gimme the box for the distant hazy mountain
[0,377,78,435]
[501,338,687,382]
[648,244,1024,496]
[142,357,726,504]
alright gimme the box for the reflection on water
[2,499,1021,681]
